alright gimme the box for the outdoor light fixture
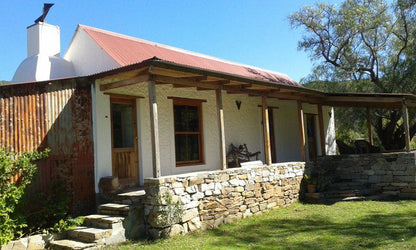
[235,100,242,110]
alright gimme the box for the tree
[290,0,416,150]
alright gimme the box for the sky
[0,0,343,83]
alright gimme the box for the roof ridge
[78,24,293,81]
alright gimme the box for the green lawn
[113,200,416,249]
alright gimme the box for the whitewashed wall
[64,27,120,76]
[92,82,336,191]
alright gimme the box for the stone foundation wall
[143,162,305,238]
[315,151,416,196]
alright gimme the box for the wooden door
[111,97,139,187]
[306,114,317,161]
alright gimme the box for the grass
[112,200,416,249]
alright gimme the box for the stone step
[49,239,96,250]
[330,182,367,190]
[116,189,146,205]
[98,203,130,216]
[324,190,361,198]
[83,214,125,230]
[68,227,112,243]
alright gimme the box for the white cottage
[9,22,336,195]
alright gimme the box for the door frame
[305,113,318,161]
[110,95,139,187]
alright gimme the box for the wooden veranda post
[216,88,227,170]
[297,100,306,161]
[148,81,161,177]
[402,98,411,152]
[262,96,272,165]
[366,107,373,145]
[317,104,326,156]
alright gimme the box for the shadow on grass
[204,209,416,249]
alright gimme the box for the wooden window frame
[172,97,205,167]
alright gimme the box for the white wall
[92,81,337,190]
[267,99,302,162]
[64,27,120,76]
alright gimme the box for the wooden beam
[148,81,161,177]
[297,100,306,161]
[262,96,272,165]
[216,89,227,170]
[178,75,207,81]
[152,75,221,90]
[318,104,326,156]
[203,80,231,85]
[402,98,411,152]
[366,107,373,145]
[100,74,150,91]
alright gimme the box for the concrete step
[68,227,112,243]
[98,203,130,216]
[49,239,96,250]
[83,214,125,230]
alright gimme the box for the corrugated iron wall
[0,78,95,215]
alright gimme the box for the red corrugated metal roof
[79,25,301,87]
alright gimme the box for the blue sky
[0,0,342,82]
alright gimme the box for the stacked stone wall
[144,162,304,238]
[315,151,416,196]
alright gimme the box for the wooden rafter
[153,75,221,90]
[100,73,150,91]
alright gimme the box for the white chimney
[12,22,75,83]
[27,22,61,57]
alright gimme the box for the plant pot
[307,184,316,193]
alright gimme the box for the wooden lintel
[100,73,150,91]
[103,93,144,99]
[167,96,207,103]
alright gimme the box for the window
[111,99,135,148]
[172,98,204,166]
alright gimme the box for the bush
[16,181,71,234]
[0,148,49,246]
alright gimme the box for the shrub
[0,148,49,246]
[16,181,71,235]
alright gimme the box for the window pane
[174,105,199,132]
[112,103,134,148]
[175,134,200,162]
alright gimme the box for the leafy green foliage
[15,181,71,235]
[0,148,49,246]
[291,0,416,150]
[48,216,84,234]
